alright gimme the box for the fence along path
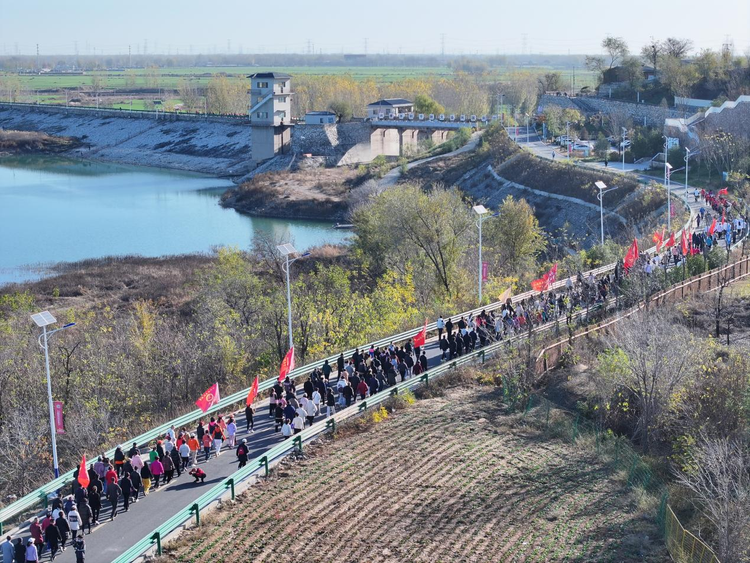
[112,254,750,562]
[0,257,616,532]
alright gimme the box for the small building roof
[367,98,413,107]
[305,110,336,116]
[247,72,292,79]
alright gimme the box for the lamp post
[663,136,673,231]
[277,244,310,349]
[473,205,499,304]
[684,147,691,204]
[566,121,571,160]
[621,127,627,170]
[595,181,619,246]
[31,311,76,478]
[525,113,530,143]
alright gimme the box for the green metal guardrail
[0,262,617,533]
[110,299,615,562]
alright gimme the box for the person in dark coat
[303,377,314,399]
[336,353,345,380]
[129,470,142,504]
[14,538,25,563]
[244,404,254,432]
[77,498,92,535]
[236,439,249,468]
[349,373,360,402]
[419,351,428,372]
[113,446,125,478]
[88,487,101,525]
[367,374,379,395]
[120,473,133,512]
[169,445,182,478]
[44,520,62,560]
[107,481,121,520]
[196,421,205,443]
[342,383,354,407]
[274,404,284,432]
[56,511,70,550]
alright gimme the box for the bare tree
[663,37,694,59]
[674,433,750,563]
[597,310,698,452]
[602,36,629,69]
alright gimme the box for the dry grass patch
[157,385,668,563]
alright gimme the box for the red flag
[77,455,90,489]
[664,232,675,248]
[623,239,639,271]
[708,218,717,236]
[413,319,427,348]
[718,187,728,196]
[531,264,558,292]
[246,376,259,407]
[681,230,690,255]
[653,229,664,252]
[278,347,295,382]
[195,382,220,413]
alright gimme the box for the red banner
[279,347,295,382]
[246,376,259,407]
[531,264,557,293]
[53,401,65,434]
[481,261,489,283]
[413,319,428,348]
[195,382,220,413]
[77,455,90,489]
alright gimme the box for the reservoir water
[0,156,349,285]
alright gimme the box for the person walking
[303,396,317,427]
[77,498,92,535]
[274,403,284,432]
[120,472,133,511]
[107,480,121,521]
[72,534,85,563]
[201,433,212,461]
[150,457,164,489]
[161,452,174,484]
[140,463,152,495]
[88,486,101,525]
[326,388,336,418]
[245,404,255,432]
[436,315,445,339]
[178,440,190,472]
[129,470,141,505]
[187,433,200,466]
[55,511,70,550]
[168,444,181,478]
[236,439,249,469]
[211,423,225,457]
[67,507,81,539]
[292,412,305,434]
[44,519,61,561]
[24,539,38,563]
[281,419,292,440]
[226,417,237,448]
[113,447,125,478]
[2,535,15,563]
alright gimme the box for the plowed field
[158,386,667,563]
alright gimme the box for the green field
[3,65,598,91]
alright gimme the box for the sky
[1,0,748,57]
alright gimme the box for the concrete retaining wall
[538,95,684,127]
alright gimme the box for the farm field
[3,65,598,90]
[157,385,667,563]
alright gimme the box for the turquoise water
[0,156,348,285]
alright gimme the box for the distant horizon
[0,0,747,58]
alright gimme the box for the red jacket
[357,381,369,396]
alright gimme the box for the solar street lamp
[31,311,76,478]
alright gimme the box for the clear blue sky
[1,0,748,56]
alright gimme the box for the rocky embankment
[221,166,357,222]
[0,104,255,176]
[0,129,81,156]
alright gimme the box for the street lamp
[684,147,691,204]
[621,127,628,170]
[276,243,310,349]
[566,121,571,160]
[595,181,619,246]
[525,113,530,143]
[31,311,76,478]
[663,136,673,231]
[473,205,499,304]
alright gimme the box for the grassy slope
[158,385,667,563]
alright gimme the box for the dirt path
[157,386,668,563]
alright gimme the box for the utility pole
[128,45,131,68]
[440,33,446,58]
[36,44,39,72]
